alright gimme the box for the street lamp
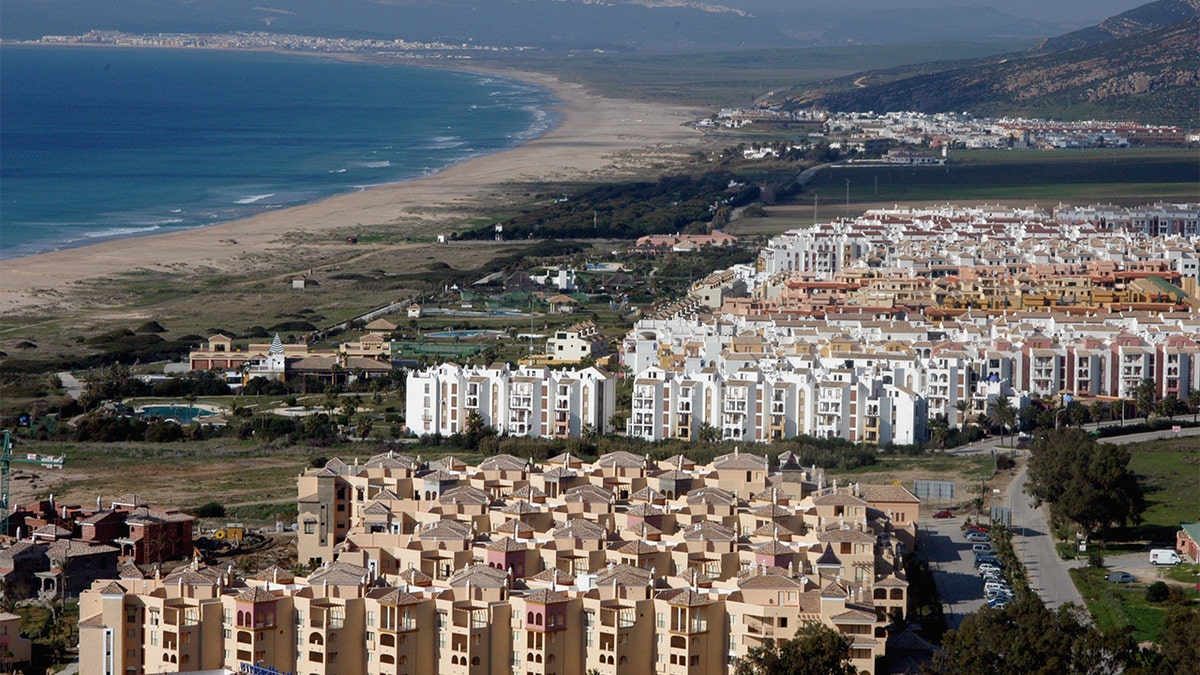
[1055,407,1068,429]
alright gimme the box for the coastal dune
[0,71,704,316]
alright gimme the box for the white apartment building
[406,363,616,438]
[625,360,927,447]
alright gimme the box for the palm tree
[698,422,721,444]
[955,399,973,430]
[988,397,1016,447]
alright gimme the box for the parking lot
[918,515,990,629]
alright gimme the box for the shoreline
[0,51,706,317]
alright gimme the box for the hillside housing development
[79,450,919,675]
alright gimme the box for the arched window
[528,611,535,624]
[309,632,324,645]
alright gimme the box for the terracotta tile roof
[613,540,657,555]
[501,500,540,515]
[449,564,509,589]
[397,568,433,586]
[235,586,277,603]
[419,520,472,541]
[660,588,712,607]
[685,486,737,506]
[564,485,614,504]
[528,568,575,585]
[820,580,848,598]
[479,454,528,472]
[523,588,569,605]
[752,541,794,556]
[812,492,869,507]
[859,484,920,503]
[597,451,648,469]
[552,519,607,540]
[485,537,526,553]
[308,561,369,586]
[495,520,535,537]
[818,528,876,543]
[683,522,736,542]
[739,574,803,589]
[626,503,664,517]
[596,564,652,587]
[712,451,769,471]
[78,613,108,628]
[438,485,493,506]
[368,587,425,605]
[510,485,546,500]
[98,581,126,596]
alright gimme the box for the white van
[1149,549,1182,565]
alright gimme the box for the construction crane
[1,429,66,537]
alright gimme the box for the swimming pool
[136,405,218,424]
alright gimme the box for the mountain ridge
[791,13,1199,125]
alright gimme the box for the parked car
[979,564,1003,576]
[933,509,954,518]
[966,524,990,533]
[974,555,1002,568]
[988,597,1010,609]
[966,531,991,543]
[1107,572,1135,584]
[1149,549,1182,566]
[972,543,996,555]
[983,578,1011,590]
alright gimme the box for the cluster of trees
[1024,428,1145,539]
[932,596,1198,674]
[456,172,764,241]
[78,363,229,410]
[733,623,856,675]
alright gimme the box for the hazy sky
[727,0,1153,24]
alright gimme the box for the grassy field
[719,148,1200,238]
[825,452,1001,513]
[486,41,1035,106]
[1122,437,1200,545]
[1070,566,1199,643]
[803,149,1198,206]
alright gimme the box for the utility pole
[845,178,850,215]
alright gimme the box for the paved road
[57,371,85,400]
[1008,464,1086,611]
[919,516,987,630]
[949,424,1200,457]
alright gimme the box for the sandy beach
[0,67,705,317]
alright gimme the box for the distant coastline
[0,42,706,317]
[0,43,563,260]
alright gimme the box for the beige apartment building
[80,450,918,675]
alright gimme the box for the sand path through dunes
[0,69,705,317]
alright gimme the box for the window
[304,522,316,535]
[366,611,375,628]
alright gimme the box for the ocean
[0,46,559,258]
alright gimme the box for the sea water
[0,46,558,258]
